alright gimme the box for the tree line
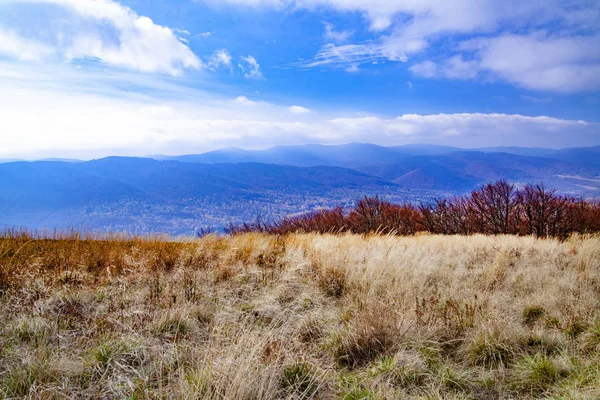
[227,181,600,238]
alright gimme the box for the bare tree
[516,184,567,238]
[469,181,519,234]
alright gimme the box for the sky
[0,0,599,159]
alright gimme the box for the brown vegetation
[1,230,599,398]
[228,181,600,238]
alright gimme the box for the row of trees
[228,181,600,238]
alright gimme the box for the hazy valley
[1,144,599,235]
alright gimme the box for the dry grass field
[1,231,599,399]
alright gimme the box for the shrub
[564,318,587,339]
[2,366,36,397]
[369,352,429,389]
[2,356,54,397]
[339,373,377,400]
[342,387,377,400]
[185,367,214,397]
[334,304,398,368]
[581,320,600,353]
[512,354,569,393]
[520,331,564,356]
[190,303,215,326]
[11,316,50,343]
[152,310,192,337]
[464,325,515,368]
[226,180,600,238]
[315,265,346,298]
[298,316,325,343]
[281,361,318,398]
[522,305,546,326]
[92,337,147,374]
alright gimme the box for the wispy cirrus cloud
[296,36,428,69]
[238,55,264,79]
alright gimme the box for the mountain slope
[153,143,600,173]
[0,158,398,233]
[156,143,414,167]
[550,146,600,170]
[357,152,599,191]
[474,146,557,157]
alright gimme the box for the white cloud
[0,0,202,75]
[0,28,55,60]
[521,95,552,103]
[467,33,600,92]
[298,37,427,69]
[208,49,233,70]
[205,0,451,31]
[174,29,191,44]
[197,31,214,38]
[410,33,600,92]
[238,55,264,79]
[442,55,479,79]
[210,0,599,92]
[289,105,311,114]
[209,0,596,35]
[323,22,353,44]
[0,67,597,159]
[234,95,258,105]
[410,61,437,78]
[327,113,596,148]
[410,56,479,80]
[345,64,359,73]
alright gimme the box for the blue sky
[0,0,598,159]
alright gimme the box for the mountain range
[1,143,599,234]
[153,143,600,170]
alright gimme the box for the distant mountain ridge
[0,157,393,209]
[0,157,397,233]
[1,143,599,234]
[356,151,597,191]
[153,143,600,170]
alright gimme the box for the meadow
[1,230,599,399]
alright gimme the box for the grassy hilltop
[1,232,599,399]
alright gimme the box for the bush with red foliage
[274,207,349,234]
[228,181,600,239]
[347,196,421,235]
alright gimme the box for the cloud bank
[0,66,596,159]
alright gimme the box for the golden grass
[0,232,599,399]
